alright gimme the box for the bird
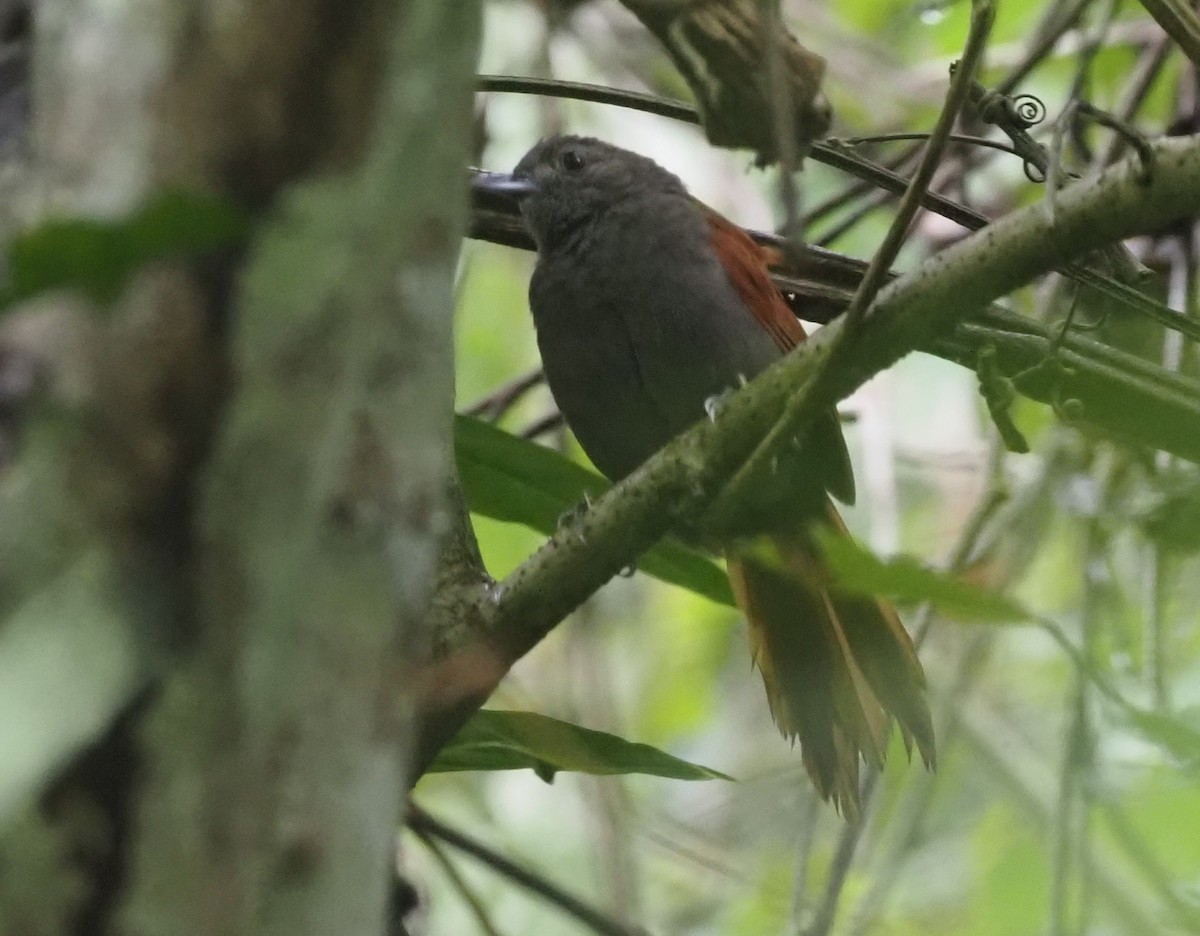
[474,135,934,816]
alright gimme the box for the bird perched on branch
[475,136,934,816]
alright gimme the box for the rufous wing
[701,206,855,506]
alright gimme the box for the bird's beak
[472,171,539,199]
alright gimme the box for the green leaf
[3,190,249,307]
[429,709,732,781]
[814,529,1029,623]
[454,415,734,606]
[1123,707,1200,773]
[1140,471,1200,553]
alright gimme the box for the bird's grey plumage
[496,135,935,816]
[516,136,781,481]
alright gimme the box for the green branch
[1137,0,1200,66]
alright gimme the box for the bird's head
[475,136,687,251]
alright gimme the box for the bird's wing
[702,206,856,506]
[702,207,807,352]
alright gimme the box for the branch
[1136,0,1200,67]
[618,0,830,161]
[410,826,507,936]
[418,135,1200,768]
[472,75,1001,231]
[408,805,651,936]
[933,309,1200,463]
[472,75,1200,343]
[848,3,995,328]
[470,194,1200,468]
[470,190,1200,464]
[717,0,993,512]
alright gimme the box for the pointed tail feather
[726,505,935,816]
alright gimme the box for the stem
[408,805,650,936]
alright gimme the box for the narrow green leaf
[3,190,249,307]
[454,413,608,528]
[1140,472,1200,553]
[454,415,734,605]
[814,528,1029,623]
[429,709,732,781]
[1123,707,1200,773]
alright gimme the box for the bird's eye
[561,150,584,172]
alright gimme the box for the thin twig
[716,0,995,516]
[813,188,892,247]
[760,0,803,242]
[788,790,824,929]
[803,144,921,231]
[475,73,1197,341]
[833,132,1023,159]
[1139,0,1200,67]
[798,774,876,936]
[473,75,1003,238]
[1064,0,1119,119]
[1096,32,1174,168]
[843,3,995,331]
[412,827,509,936]
[960,707,1176,934]
[407,805,652,936]
[846,637,992,936]
[464,369,545,420]
[847,442,1076,936]
[521,410,565,440]
[1048,456,1107,936]
[1100,802,1200,928]
[995,0,1097,95]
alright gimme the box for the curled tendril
[1055,397,1085,423]
[1023,161,1046,183]
[1010,94,1047,128]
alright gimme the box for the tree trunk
[0,2,481,934]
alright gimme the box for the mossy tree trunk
[0,3,481,935]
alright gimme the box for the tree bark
[0,1,481,934]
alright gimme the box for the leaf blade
[3,190,249,308]
[814,528,1029,623]
[454,415,734,605]
[429,709,732,781]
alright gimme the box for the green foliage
[1140,470,1200,552]
[970,805,1050,936]
[429,709,732,782]
[1122,707,1200,775]
[455,415,734,605]
[1,191,248,308]
[814,527,1029,623]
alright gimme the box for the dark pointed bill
[472,170,539,199]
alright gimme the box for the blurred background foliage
[413,1,1200,934]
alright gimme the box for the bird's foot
[556,493,593,542]
[704,378,747,422]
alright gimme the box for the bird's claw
[557,494,593,542]
[705,380,745,422]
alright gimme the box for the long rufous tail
[725,503,935,817]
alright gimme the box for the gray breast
[529,195,780,481]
